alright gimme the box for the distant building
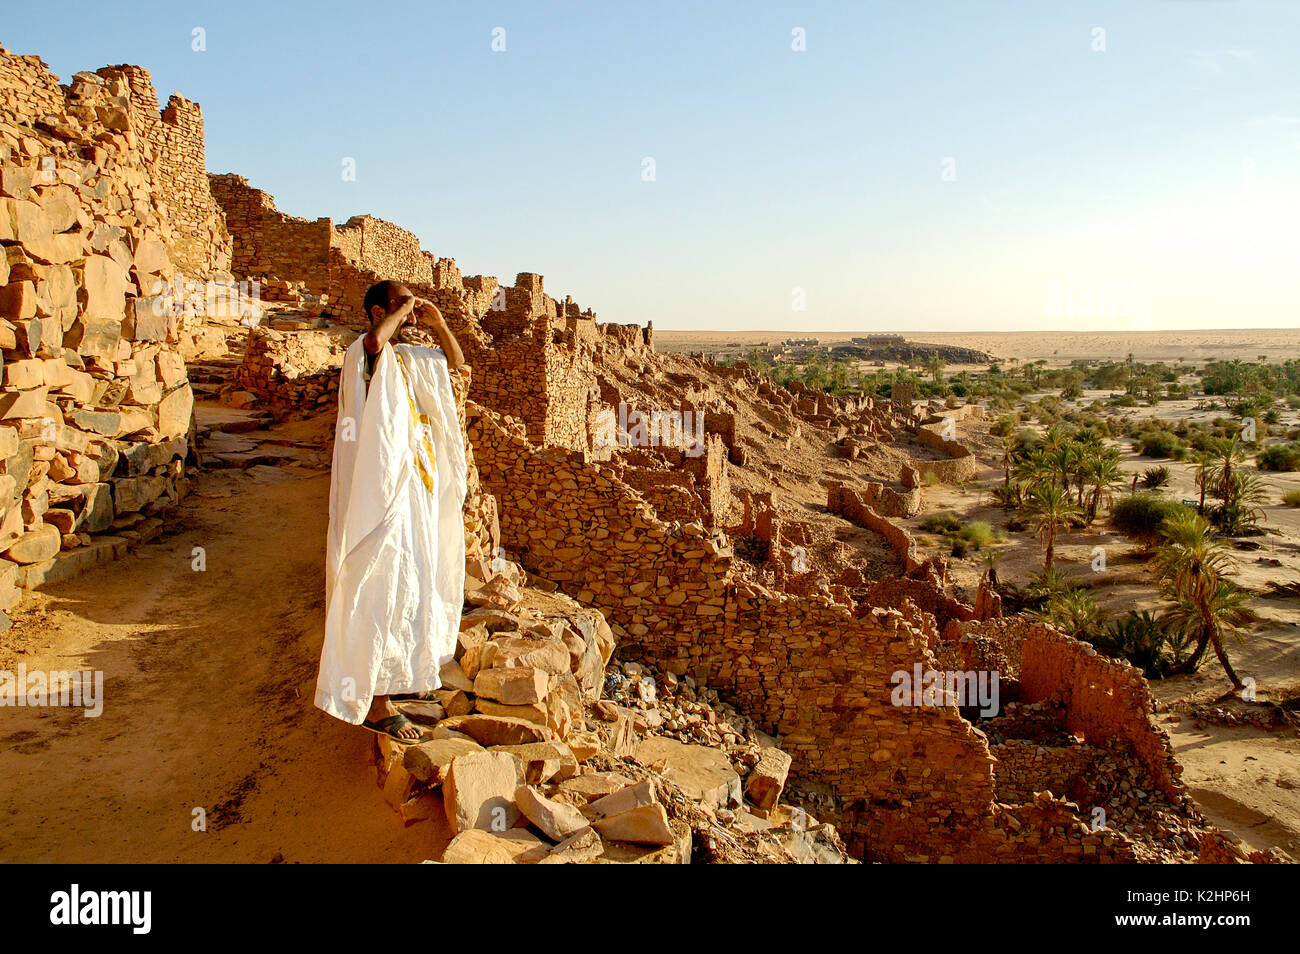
[851,334,904,346]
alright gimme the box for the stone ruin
[0,47,235,611]
[0,42,1283,863]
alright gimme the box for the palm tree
[1081,449,1124,525]
[925,355,945,385]
[1215,469,1269,536]
[1020,483,1081,569]
[1212,438,1248,502]
[1191,450,1214,514]
[1152,511,1256,687]
[998,432,1020,508]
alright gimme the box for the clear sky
[6,1,1299,332]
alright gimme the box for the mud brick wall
[208,174,331,292]
[101,66,230,278]
[0,48,199,610]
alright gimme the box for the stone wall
[827,482,921,572]
[99,65,230,278]
[0,47,201,612]
[468,400,1171,861]
[207,174,331,292]
[1019,623,1187,803]
[912,419,979,483]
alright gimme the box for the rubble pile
[373,557,852,863]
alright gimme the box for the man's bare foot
[365,695,423,741]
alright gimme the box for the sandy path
[0,464,439,863]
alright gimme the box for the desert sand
[656,328,1300,367]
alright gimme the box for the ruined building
[0,42,1273,863]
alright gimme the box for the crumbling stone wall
[332,215,433,286]
[99,65,230,278]
[827,482,921,572]
[208,174,331,293]
[0,47,202,611]
[469,401,1163,861]
[912,420,979,483]
[1019,623,1187,802]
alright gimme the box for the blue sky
[6,1,1299,331]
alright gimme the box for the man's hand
[414,297,466,370]
[414,297,444,326]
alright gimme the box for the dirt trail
[0,423,438,863]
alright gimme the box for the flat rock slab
[636,736,742,812]
[443,750,521,835]
[440,828,546,864]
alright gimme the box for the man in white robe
[315,281,468,741]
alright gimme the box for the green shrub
[1257,442,1300,472]
[958,521,995,549]
[1137,431,1183,458]
[1090,610,1179,678]
[950,538,969,558]
[919,511,961,534]
[1140,465,1172,489]
[1284,489,1300,507]
[1111,493,1190,549]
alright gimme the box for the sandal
[391,691,439,703]
[361,712,428,744]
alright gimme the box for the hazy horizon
[7,1,1300,333]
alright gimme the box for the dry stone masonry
[0,46,239,615]
[1,40,1283,864]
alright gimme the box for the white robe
[315,338,467,724]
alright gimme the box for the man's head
[363,280,413,326]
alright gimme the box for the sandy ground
[657,328,1300,367]
[0,411,449,863]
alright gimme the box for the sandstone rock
[473,665,548,705]
[496,741,579,784]
[473,697,548,726]
[515,785,590,842]
[157,384,193,440]
[592,803,674,846]
[4,524,61,564]
[79,255,126,321]
[440,828,546,865]
[589,779,656,818]
[636,736,742,812]
[557,772,635,802]
[538,826,603,864]
[745,747,793,811]
[402,737,482,784]
[440,714,553,747]
[442,750,522,835]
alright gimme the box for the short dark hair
[363,280,400,323]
